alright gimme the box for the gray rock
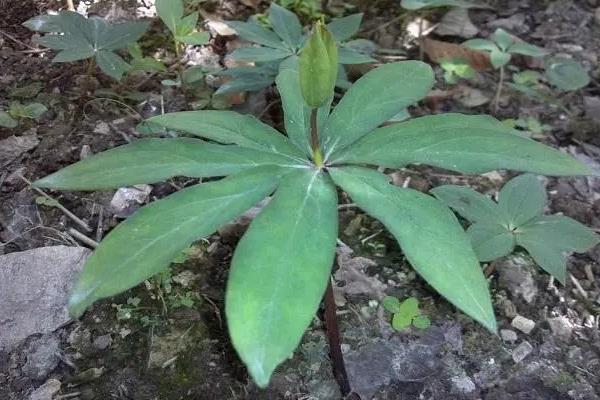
[110,185,152,218]
[451,375,476,394]
[93,121,110,135]
[22,335,60,380]
[488,14,527,33]
[27,378,61,400]
[500,329,518,343]
[0,246,90,352]
[435,8,479,38]
[511,315,536,334]
[93,334,112,351]
[547,316,573,339]
[512,341,533,363]
[584,96,600,123]
[0,134,39,167]
[494,255,538,303]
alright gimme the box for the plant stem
[310,108,323,167]
[494,65,505,113]
[174,41,185,88]
[323,278,352,397]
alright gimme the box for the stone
[583,96,600,123]
[93,334,112,351]
[0,134,39,167]
[494,255,538,303]
[500,329,518,343]
[512,341,533,363]
[488,14,527,32]
[435,8,479,38]
[109,184,152,218]
[0,246,90,352]
[22,335,60,380]
[595,7,600,26]
[547,316,573,339]
[451,375,477,394]
[93,121,110,135]
[511,315,536,334]
[27,378,61,400]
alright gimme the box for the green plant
[156,0,210,86]
[432,175,599,283]
[218,4,375,94]
[383,296,430,330]
[277,0,324,21]
[440,58,476,84]
[0,101,47,128]
[503,116,551,138]
[33,26,594,387]
[23,11,149,80]
[463,28,548,112]
[544,57,590,92]
[128,43,167,74]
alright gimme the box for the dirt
[2,0,600,399]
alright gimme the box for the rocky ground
[2,0,600,399]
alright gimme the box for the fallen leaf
[421,38,492,71]
[435,8,479,39]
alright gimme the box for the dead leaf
[421,38,492,71]
[435,8,479,39]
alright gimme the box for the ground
[1,0,600,399]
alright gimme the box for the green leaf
[23,14,64,32]
[412,314,431,329]
[544,57,590,91]
[276,68,330,156]
[52,47,95,62]
[326,13,363,42]
[175,12,198,37]
[516,215,599,283]
[299,22,338,108]
[508,42,548,57]
[68,166,282,318]
[215,75,274,95]
[182,66,205,83]
[0,111,18,128]
[128,42,143,59]
[332,114,592,176]
[230,46,292,62]
[145,111,306,160]
[468,222,515,261]
[156,0,183,34]
[268,3,303,48]
[382,296,401,313]
[177,31,210,45]
[491,28,513,52]
[9,82,43,99]
[431,185,504,224]
[95,50,131,81]
[462,38,498,52]
[392,312,412,330]
[401,0,489,9]
[399,297,419,319]
[33,138,297,190]
[93,19,149,51]
[490,49,511,69]
[321,61,434,158]
[497,174,546,227]
[226,169,338,387]
[22,103,47,119]
[329,166,497,333]
[226,21,287,50]
[337,46,376,64]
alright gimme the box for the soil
[2,0,600,399]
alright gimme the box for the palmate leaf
[226,20,288,50]
[269,3,303,48]
[68,166,283,318]
[467,222,516,261]
[230,47,293,62]
[145,110,306,161]
[497,174,546,227]
[326,13,363,42]
[517,215,599,283]
[321,61,434,158]
[156,0,183,34]
[329,166,497,333]
[430,185,505,224]
[33,138,296,190]
[226,169,338,387]
[332,114,592,176]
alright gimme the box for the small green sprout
[463,29,548,112]
[503,116,551,138]
[0,101,47,128]
[440,58,476,84]
[544,57,590,92]
[432,174,599,284]
[383,296,431,330]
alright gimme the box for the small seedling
[277,0,324,21]
[218,4,375,94]
[128,43,167,74]
[432,174,599,283]
[383,296,430,330]
[440,58,476,84]
[463,28,548,112]
[544,57,590,92]
[23,11,149,80]
[0,102,47,128]
[156,0,210,86]
[34,24,593,388]
[503,116,551,138]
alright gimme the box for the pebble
[93,121,110,135]
[500,329,518,343]
[110,184,152,218]
[512,341,533,363]
[93,334,112,351]
[27,379,61,400]
[451,375,476,394]
[511,315,536,334]
[547,316,573,340]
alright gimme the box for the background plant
[217,4,375,94]
[432,174,599,283]
[33,25,593,388]
[463,28,548,111]
[23,11,149,81]
[0,101,47,128]
[382,296,431,330]
[440,58,476,84]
